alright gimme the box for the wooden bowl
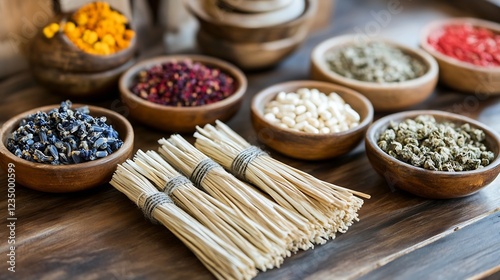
[186,0,316,43]
[32,58,135,97]
[0,104,134,193]
[28,16,137,73]
[365,110,500,199]
[196,27,307,70]
[310,35,439,111]
[420,18,500,95]
[251,80,374,160]
[119,55,247,132]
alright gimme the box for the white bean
[294,121,308,130]
[304,100,316,113]
[276,91,287,102]
[264,88,360,134]
[345,105,360,122]
[282,116,295,127]
[296,112,311,123]
[304,124,319,134]
[295,105,307,115]
[319,111,332,120]
[307,118,320,128]
[281,112,296,119]
[264,113,276,122]
[320,127,330,134]
[280,104,295,112]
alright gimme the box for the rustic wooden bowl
[186,0,316,43]
[196,28,307,70]
[32,58,135,97]
[365,110,500,199]
[119,55,247,132]
[0,104,134,193]
[28,16,137,73]
[310,35,439,112]
[420,18,500,95]
[251,80,374,160]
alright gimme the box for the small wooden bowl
[0,104,134,193]
[420,18,500,95]
[251,80,374,160]
[365,110,500,199]
[32,58,135,97]
[28,17,137,73]
[196,28,307,70]
[119,55,247,132]
[186,0,316,43]
[310,35,439,111]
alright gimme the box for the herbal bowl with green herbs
[365,110,500,199]
[311,35,439,111]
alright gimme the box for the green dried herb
[325,42,426,83]
[377,115,495,171]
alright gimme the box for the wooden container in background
[0,0,54,78]
[310,0,335,31]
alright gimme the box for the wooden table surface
[1,1,500,279]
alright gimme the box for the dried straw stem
[110,163,257,280]
[158,135,313,252]
[127,149,285,270]
[194,121,370,243]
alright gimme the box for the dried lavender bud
[7,100,123,165]
[130,59,235,107]
[325,42,426,83]
[377,115,495,171]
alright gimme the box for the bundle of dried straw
[158,135,314,252]
[125,149,287,270]
[110,162,257,279]
[194,120,370,243]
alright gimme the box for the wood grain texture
[1,0,500,279]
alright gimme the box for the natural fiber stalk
[194,121,370,242]
[128,149,285,270]
[110,163,258,280]
[158,135,314,253]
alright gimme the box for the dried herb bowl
[251,80,374,160]
[310,35,439,111]
[0,104,134,193]
[420,18,500,95]
[365,110,500,199]
[119,55,247,132]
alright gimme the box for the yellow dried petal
[64,22,76,33]
[76,13,88,26]
[43,26,56,38]
[102,34,115,47]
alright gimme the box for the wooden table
[1,1,499,279]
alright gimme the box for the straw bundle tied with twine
[158,135,315,253]
[110,163,257,280]
[126,149,287,270]
[194,120,371,243]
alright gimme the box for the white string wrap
[164,175,192,196]
[190,158,220,188]
[231,146,267,180]
[141,192,173,223]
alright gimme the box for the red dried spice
[428,23,500,67]
[130,59,235,106]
